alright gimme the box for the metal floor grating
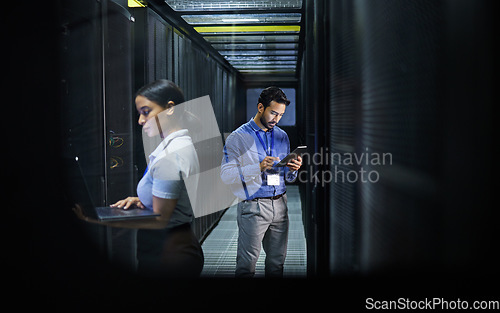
[201,185,307,277]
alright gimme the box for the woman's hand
[110,196,145,210]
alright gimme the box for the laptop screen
[62,156,100,219]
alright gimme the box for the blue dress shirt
[221,119,297,200]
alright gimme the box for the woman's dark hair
[136,79,201,133]
[135,79,185,108]
[258,86,290,109]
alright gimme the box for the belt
[255,192,286,201]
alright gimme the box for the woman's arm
[73,196,177,229]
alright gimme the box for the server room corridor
[12,0,496,308]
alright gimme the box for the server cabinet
[60,0,136,269]
[104,1,135,204]
[61,0,135,214]
[328,0,362,275]
[298,0,330,277]
[60,0,107,251]
[356,0,444,273]
[132,6,238,241]
[132,6,174,175]
[132,7,174,86]
[103,0,136,271]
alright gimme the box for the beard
[260,116,276,129]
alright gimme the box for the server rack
[132,4,243,241]
[298,0,331,277]
[61,0,243,271]
[60,0,136,269]
[299,0,494,276]
[299,0,446,276]
[60,0,107,253]
[327,0,362,275]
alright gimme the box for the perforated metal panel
[328,0,361,274]
[357,0,444,272]
[146,9,171,81]
[104,1,135,204]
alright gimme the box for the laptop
[64,156,160,221]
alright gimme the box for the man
[221,86,302,277]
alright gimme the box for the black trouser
[136,223,204,278]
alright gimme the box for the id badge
[267,174,280,186]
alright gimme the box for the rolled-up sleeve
[221,132,261,185]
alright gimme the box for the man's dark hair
[258,86,290,109]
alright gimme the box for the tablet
[275,145,308,167]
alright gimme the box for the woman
[74,79,203,278]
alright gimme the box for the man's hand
[287,155,303,171]
[260,156,280,172]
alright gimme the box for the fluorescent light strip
[128,0,145,7]
[194,25,300,33]
[221,19,260,23]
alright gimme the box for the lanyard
[255,129,274,157]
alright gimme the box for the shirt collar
[249,118,273,133]
[149,129,189,160]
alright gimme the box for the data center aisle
[201,185,307,277]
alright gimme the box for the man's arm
[220,132,261,185]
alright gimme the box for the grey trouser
[236,193,289,278]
